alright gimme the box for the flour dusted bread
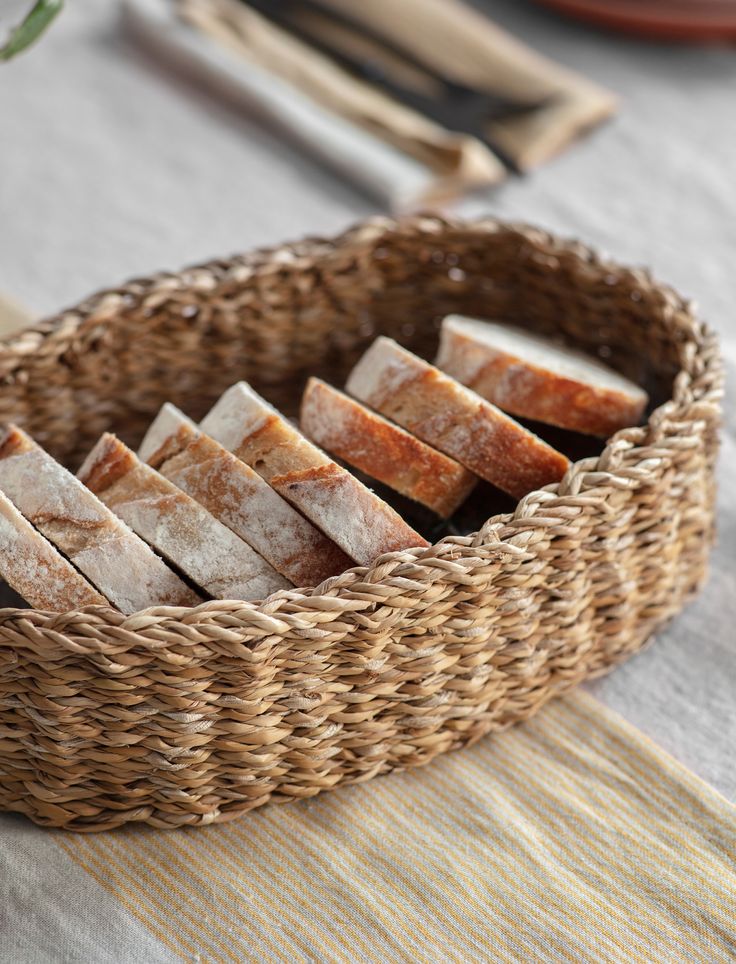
[346,338,570,500]
[437,315,649,437]
[139,404,352,587]
[0,425,198,613]
[79,434,291,601]
[200,383,429,566]
[300,378,477,518]
[0,490,107,611]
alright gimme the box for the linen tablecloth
[0,1,735,959]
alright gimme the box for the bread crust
[0,489,107,611]
[78,434,291,601]
[437,316,648,436]
[139,404,352,588]
[346,338,570,499]
[0,425,198,612]
[201,382,429,566]
[300,378,477,518]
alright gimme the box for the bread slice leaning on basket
[300,377,477,519]
[0,489,108,611]
[139,403,352,588]
[0,424,198,612]
[346,337,570,499]
[436,315,649,436]
[201,382,429,566]
[78,433,291,601]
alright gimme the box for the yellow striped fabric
[57,691,736,963]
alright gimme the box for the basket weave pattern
[0,217,723,831]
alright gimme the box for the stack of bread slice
[0,426,199,612]
[0,316,647,612]
[303,317,647,509]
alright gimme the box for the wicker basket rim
[0,216,723,632]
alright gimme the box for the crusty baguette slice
[436,315,648,437]
[0,489,107,611]
[0,425,199,613]
[139,403,352,587]
[200,382,429,566]
[78,434,291,602]
[300,378,477,518]
[346,338,570,500]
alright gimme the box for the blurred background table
[0,0,734,800]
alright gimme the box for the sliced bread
[200,382,429,566]
[139,403,352,587]
[78,434,291,602]
[0,425,199,612]
[0,489,107,611]
[345,338,570,499]
[436,315,648,436]
[300,378,477,518]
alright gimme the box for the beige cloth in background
[180,0,506,200]
[179,0,616,200]
[322,0,618,167]
[124,0,455,211]
[0,294,32,338]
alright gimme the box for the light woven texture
[0,216,723,831]
[47,692,736,963]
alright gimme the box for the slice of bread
[0,425,199,612]
[345,338,570,500]
[0,489,107,611]
[139,403,352,588]
[78,434,291,602]
[437,315,648,437]
[200,382,429,566]
[300,378,477,518]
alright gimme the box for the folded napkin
[317,0,618,170]
[0,293,32,338]
[32,691,734,961]
[126,0,616,209]
[124,0,441,210]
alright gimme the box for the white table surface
[0,0,734,809]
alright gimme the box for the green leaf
[0,0,64,62]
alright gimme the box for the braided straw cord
[0,216,723,831]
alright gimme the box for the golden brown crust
[0,489,108,611]
[201,382,429,566]
[270,461,429,561]
[0,427,25,461]
[271,461,341,489]
[77,433,138,495]
[80,433,289,601]
[300,378,477,517]
[139,405,352,587]
[145,424,192,470]
[346,339,570,500]
[238,416,332,480]
[0,427,198,612]
[437,320,648,437]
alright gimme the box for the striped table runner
[56,691,736,962]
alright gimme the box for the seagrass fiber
[0,216,723,831]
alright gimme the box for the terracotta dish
[535,0,736,41]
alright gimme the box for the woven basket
[0,216,723,831]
